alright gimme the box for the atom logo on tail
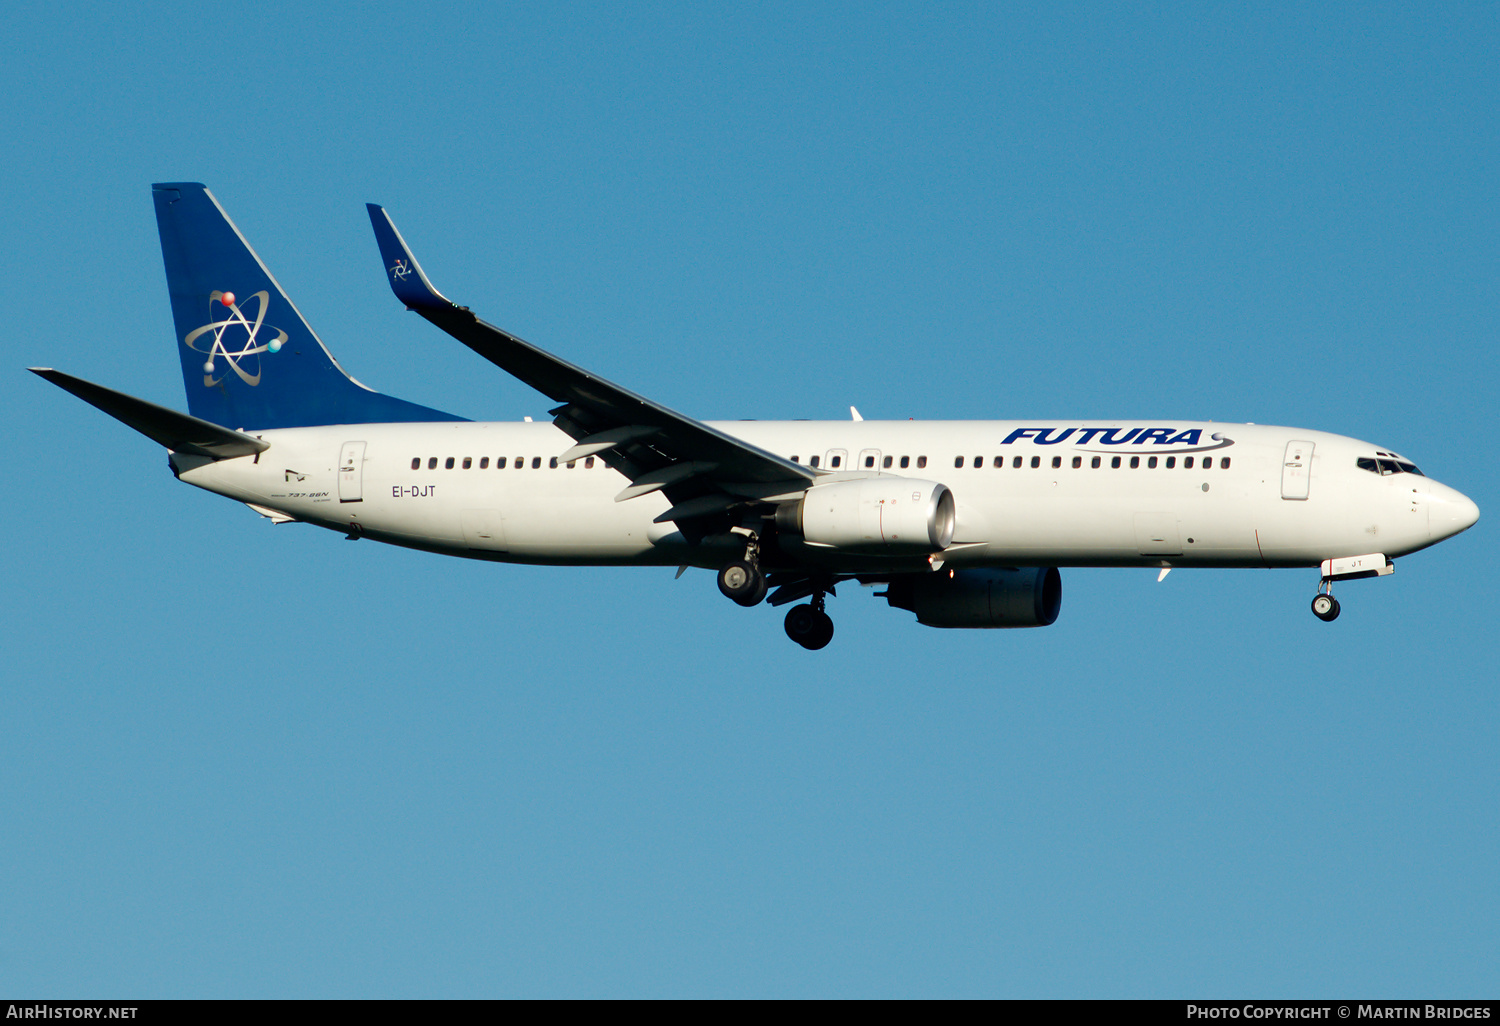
[183,290,287,387]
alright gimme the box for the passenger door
[1281,440,1314,500]
[338,441,366,503]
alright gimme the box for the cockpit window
[1359,456,1422,476]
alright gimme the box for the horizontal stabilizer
[30,368,270,458]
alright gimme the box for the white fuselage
[172,420,1477,571]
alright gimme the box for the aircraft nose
[1428,482,1480,541]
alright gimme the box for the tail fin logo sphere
[389,259,411,282]
[182,290,287,387]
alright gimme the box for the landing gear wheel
[1311,593,1340,622]
[784,605,835,650]
[807,610,834,650]
[784,604,817,642]
[718,560,767,607]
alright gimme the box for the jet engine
[884,567,1062,628]
[776,479,955,554]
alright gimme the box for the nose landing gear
[1311,591,1341,622]
[1309,553,1393,621]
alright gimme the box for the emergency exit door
[339,441,366,502]
[1281,440,1313,500]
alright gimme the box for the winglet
[366,204,453,311]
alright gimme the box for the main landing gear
[717,529,768,607]
[718,560,767,606]
[715,530,836,649]
[783,595,835,650]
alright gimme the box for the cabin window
[462,457,472,469]
[1092,456,1101,468]
[993,456,1004,468]
[973,456,982,468]
[567,460,576,469]
[1111,456,1121,468]
[810,455,820,468]
[515,457,523,469]
[479,457,489,469]
[1147,456,1157,469]
[497,457,507,469]
[1184,457,1194,469]
[1166,456,1175,469]
[445,457,455,469]
[900,456,910,469]
[549,457,558,468]
[1013,456,1023,469]
[1030,456,1040,469]
[1203,457,1213,469]
[883,455,893,468]
[864,455,875,468]
[1221,458,1231,469]
[954,456,964,469]
[917,456,927,468]
[791,456,800,463]
[428,457,438,470]
[1130,456,1140,469]
[411,458,420,470]
[585,456,595,469]
[1072,456,1082,468]
[531,457,541,469]
[830,455,842,468]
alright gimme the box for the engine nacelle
[777,479,955,555]
[885,567,1062,628]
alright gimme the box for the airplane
[30,183,1480,649]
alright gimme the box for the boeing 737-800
[31,184,1479,648]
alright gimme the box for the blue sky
[1,1,1495,997]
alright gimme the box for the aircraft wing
[366,205,814,527]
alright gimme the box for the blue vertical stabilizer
[153,183,464,429]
